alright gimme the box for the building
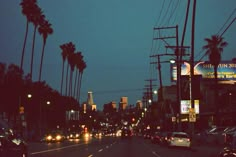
[163,60,236,128]
[86,91,97,111]
[119,97,128,110]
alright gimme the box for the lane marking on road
[98,149,103,152]
[152,151,161,157]
[142,142,162,157]
[30,143,85,155]
[88,154,93,157]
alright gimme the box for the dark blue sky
[0,1,235,110]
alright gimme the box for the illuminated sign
[171,61,236,83]
[180,100,199,114]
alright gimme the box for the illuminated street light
[148,99,152,103]
[170,59,176,64]
[27,94,32,98]
[153,90,157,94]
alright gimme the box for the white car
[168,132,191,148]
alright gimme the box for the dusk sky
[0,1,235,110]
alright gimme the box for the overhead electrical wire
[217,8,236,36]
[195,7,236,62]
[155,0,166,27]
[165,0,180,26]
[159,0,172,27]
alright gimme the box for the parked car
[150,131,161,144]
[159,131,172,146]
[168,132,191,148]
[223,127,236,145]
[0,120,28,157]
[219,132,236,157]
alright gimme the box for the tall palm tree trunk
[38,42,46,81]
[214,66,219,125]
[20,20,29,71]
[60,61,65,95]
[65,63,69,96]
[76,72,81,103]
[73,70,78,98]
[69,70,73,97]
[30,25,37,80]
[77,72,83,105]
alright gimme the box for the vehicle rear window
[173,134,188,138]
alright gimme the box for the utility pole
[189,0,197,136]
[153,25,190,131]
[144,79,157,105]
[153,26,181,130]
[153,26,179,105]
[150,53,175,102]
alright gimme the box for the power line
[165,0,180,26]
[159,0,172,27]
[220,17,236,37]
[217,8,236,35]
[155,0,165,27]
[86,88,143,95]
[196,8,236,62]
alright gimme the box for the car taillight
[187,138,190,142]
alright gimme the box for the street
[28,136,223,157]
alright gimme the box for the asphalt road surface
[28,136,222,157]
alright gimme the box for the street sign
[189,108,196,122]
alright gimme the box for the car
[168,132,191,148]
[219,147,236,157]
[219,132,236,157]
[121,129,132,139]
[150,131,161,144]
[224,127,236,145]
[66,131,81,140]
[42,130,66,142]
[159,131,172,146]
[0,120,28,157]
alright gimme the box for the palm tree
[19,0,37,71]
[77,60,86,104]
[68,52,76,97]
[38,19,53,81]
[29,5,45,80]
[60,44,67,95]
[202,35,228,125]
[73,52,83,98]
[65,42,75,96]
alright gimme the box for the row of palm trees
[20,0,53,82]
[60,42,87,102]
[19,0,86,103]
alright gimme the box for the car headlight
[47,135,52,140]
[84,133,89,138]
[56,135,62,141]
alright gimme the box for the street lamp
[27,94,32,99]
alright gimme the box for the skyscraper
[87,91,96,111]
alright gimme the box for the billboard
[180,100,199,114]
[171,61,236,83]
